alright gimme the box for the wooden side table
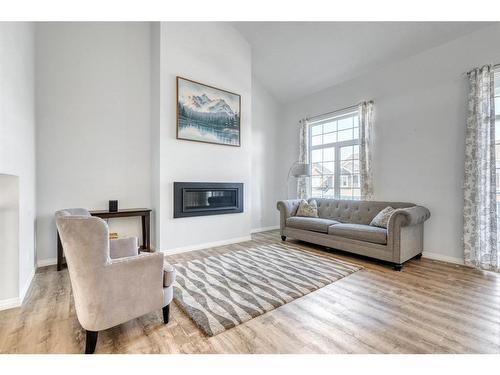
[57,208,152,271]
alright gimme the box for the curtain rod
[466,62,499,76]
[304,101,372,123]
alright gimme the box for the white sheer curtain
[297,118,310,199]
[463,65,498,271]
[359,101,374,200]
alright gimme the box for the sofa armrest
[390,206,431,227]
[277,199,302,233]
[109,236,139,259]
[277,199,302,218]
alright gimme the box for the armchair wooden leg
[281,235,286,241]
[162,304,170,324]
[85,330,98,354]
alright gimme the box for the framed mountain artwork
[176,77,241,147]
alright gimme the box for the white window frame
[308,109,360,199]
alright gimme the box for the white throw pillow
[295,199,319,218]
[370,206,395,228]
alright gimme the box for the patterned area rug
[173,242,362,336]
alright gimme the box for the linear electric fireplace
[174,182,244,218]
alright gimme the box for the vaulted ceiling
[232,22,493,103]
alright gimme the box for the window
[309,109,360,200]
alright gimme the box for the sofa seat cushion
[328,223,387,245]
[286,216,340,233]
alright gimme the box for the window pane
[312,163,322,176]
[323,121,337,133]
[323,132,336,144]
[311,188,323,198]
[311,149,322,163]
[323,147,335,161]
[352,145,359,159]
[341,146,354,160]
[322,162,335,174]
[352,159,360,173]
[311,124,322,136]
[340,188,353,199]
[312,177,322,188]
[312,135,322,146]
[323,187,335,198]
[322,175,334,191]
[496,121,500,141]
[338,117,352,130]
[353,174,360,188]
[353,115,359,127]
[338,129,353,142]
[341,175,349,187]
[352,188,361,200]
[353,127,359,140]
[341,159,354,174]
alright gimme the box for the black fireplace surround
[174,182,244,218]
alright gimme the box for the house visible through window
[309,108,360,199]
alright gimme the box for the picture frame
[176,76,241,147]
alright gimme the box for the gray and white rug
[173,242,361,336]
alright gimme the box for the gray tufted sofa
[277,198,431,270]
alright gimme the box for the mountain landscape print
[177,77,241,146]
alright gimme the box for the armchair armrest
[94,252,165,330]
[107,251,164,280]
[109,236,139,259]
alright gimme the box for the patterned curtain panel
[297,119,310,199]
[463,65,498,271]
[359,101,374,200]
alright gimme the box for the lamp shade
[291,162,311,177]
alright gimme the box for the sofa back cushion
[309,198,414,225]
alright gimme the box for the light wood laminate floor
[1,230,499,354]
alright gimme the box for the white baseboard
[20,267,36,303]
[0,267,36,312]
[250,225,279,234]
[422,251,464,265]
[162,235,252,255]
[0,297,21,311]
[37,257,57,268]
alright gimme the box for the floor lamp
[287,161,311,199]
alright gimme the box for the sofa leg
[281,235,286,241]
[393,264,403,271]
[85,330,98,354]
[162,304,170,324]
[415,253,423,260]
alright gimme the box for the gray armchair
[55,208,175,354]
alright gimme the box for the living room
[1,0,499,370]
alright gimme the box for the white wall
[0,22,36,306]
[251,77,281,230]
[35,22,152,263]
[0,175,19,301]
[152,22,252,252]
[280,24,500,263]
